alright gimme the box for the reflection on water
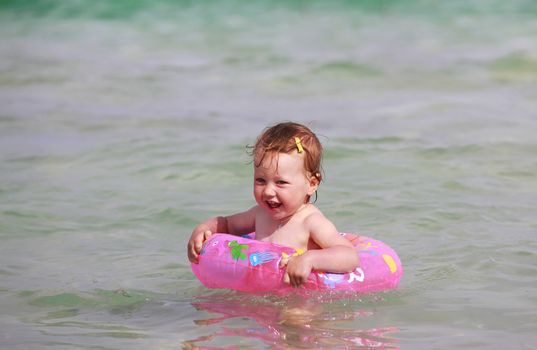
[184,293,399,349]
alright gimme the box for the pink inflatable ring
[191,233,402,294]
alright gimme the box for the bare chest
[255,220,310,251]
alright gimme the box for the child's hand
[187,229,213,263]
[281,253,313,288]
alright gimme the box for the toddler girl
[187,122,359,287]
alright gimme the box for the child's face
[253,151,318,222]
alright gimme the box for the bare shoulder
[303,207,334,229]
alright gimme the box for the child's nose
[263,183,276,197]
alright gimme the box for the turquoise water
[1,1,536,348]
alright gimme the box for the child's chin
[264,207,286,220]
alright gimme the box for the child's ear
[307,174,320,196]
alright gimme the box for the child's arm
[187,206,257,263]
[283,213,359,287]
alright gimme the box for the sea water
[1,1,536,349]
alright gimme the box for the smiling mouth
[266,201,282,209]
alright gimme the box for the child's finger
[203,230,213,241]
[187,244,199,263]
[289,274,297,288]
[279,256,289,268]
[283,272,291,284]
[294,276,304,288]
[194,230,211,253]
[194,240,203,252]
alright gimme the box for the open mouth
[266,201,282,209]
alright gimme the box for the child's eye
[255,178,266,184]
[276,180,288,185]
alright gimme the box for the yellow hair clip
[294,137,304,153]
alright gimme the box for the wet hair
[250,122,323,184]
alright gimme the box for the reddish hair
[250,122,323,184]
